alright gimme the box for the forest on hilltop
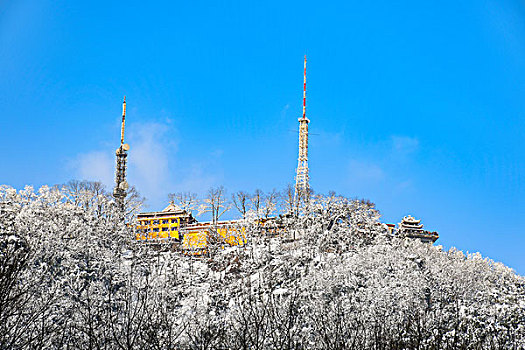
[0,183,524,349]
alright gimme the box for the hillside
[1,184,524,349]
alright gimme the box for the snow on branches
[0,183,523,349]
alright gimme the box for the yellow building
[135,203,196,241]
[136,204,438,253]
[180,221,247,253]
[136,204,247,252]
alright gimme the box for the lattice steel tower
[294,55,310,204]
[113,97,130,210]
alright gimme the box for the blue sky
[1,0,524,273]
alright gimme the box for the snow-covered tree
[168,191,198,213]
[232,190,249,219]
[198,186,231,225]
[1,184,524,349]
[262,189,279,219]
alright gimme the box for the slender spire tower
[294,55,310,206]
[114,97,130,211]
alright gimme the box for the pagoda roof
[401,215,421,224]
[400,223,424,229]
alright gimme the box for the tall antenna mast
[294,55,310,209]
[114,96,130,211]
[120,96,126,145]
[303,54,307,120]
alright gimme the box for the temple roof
[162,203,184,212]
[137,202,191,219]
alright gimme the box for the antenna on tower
[302,55,307,120]
[114,96,130,211]
[294,55,310,212]
[121,96,126,146]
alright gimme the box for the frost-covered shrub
[0,185,523,349]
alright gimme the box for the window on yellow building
[153,220,159,225]
[171,227,177,231]
[171,219,177,223]
[162,219,169,224]
[153,228,159,232]
[162,227,168,231]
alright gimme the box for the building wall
[135,214,187,240]
[135,211,247,252]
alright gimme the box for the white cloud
[126,122,175,205]
[175,162,218,194]
[70,120,222,210]
[348,159,385,182]
[70,151,114,188]
[395,180,413,193]
[391,136,419,156]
